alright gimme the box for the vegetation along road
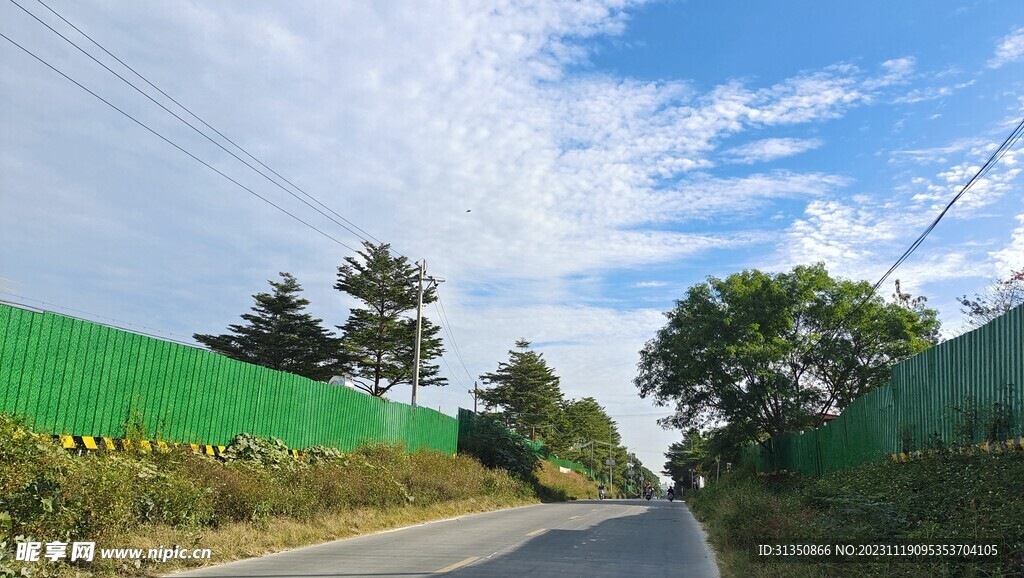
[171,500,717,578]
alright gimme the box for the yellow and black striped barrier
[57,434,228,455]
[53,434,309,457]
[891,437,1024,462]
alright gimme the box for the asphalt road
[171,499,719,578]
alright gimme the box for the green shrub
[457,414,539,481]
[689,451,1024,577]
[220,433,295,470]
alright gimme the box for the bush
[220,433,294,470]
[457,414,539,481]
[1,414,537,578]
[689,451,1024,577]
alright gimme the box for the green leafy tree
[663,428,708,487]
[553,397,617,463]
[634,264,940,451]
[809,273,940,422]
[957,268,1024,330]
[194,272,345,381]
[479,339,564,441]
[335,241,446,397]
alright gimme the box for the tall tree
[478,339,564,441]
[552,397,618,462]
[663,428,709,487]
[957,268,1024,330]
[335,241,446,397]
[634,264,940,450]
[194,272,345,381]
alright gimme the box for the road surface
[171,499,719,578]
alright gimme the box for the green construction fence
[0,302,457,453]
[746,304,1024,475]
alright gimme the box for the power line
[438,355,466,388]
[8,0,384,253]
[870,116,1024,294]
[433,287,476,383]
[798,114,1024,421]
[0,30,359,252]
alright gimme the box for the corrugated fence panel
[0,303,459,454]
[744,305,1024,475]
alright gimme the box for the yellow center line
[434,556,480,573]
[526,528,548,537]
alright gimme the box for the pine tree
[194,272,346,381]
[335,241,446,397]
[479,339,564,441]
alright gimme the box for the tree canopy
[663,428,709,487]
[335,241,446,397]
[957,268,1024,331]
[193,272,346,381]
[634,263,940,450]
[478,339,564,440]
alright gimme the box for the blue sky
[2,0,1023,481]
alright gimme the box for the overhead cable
[0,30,359,252]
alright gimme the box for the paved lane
[171,499,718,578]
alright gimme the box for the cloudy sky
[2,0,1023,481]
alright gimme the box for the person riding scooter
[666,486,675,502]
[598,483,606,500]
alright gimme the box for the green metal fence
[0,302,457,453]
[747,305,1024,476]
[546,456,593,477]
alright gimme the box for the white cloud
[776,197,987,288]
[893,80,975,104]
[863,56,917,89]
[989,26,1024,69]
[889,138,987,164]
[990,214,1024,277]
[908,150,1021,215]
[723,137,823,164]
[633,281,668,288]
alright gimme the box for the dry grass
[534,460,600,501]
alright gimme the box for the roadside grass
[119,496,536,577]
[687,450,1024,577]
[534,461,600,501]
[0,413,594,577]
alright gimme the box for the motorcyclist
[598,483,606,500]
[666,486,675,501]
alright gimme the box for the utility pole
[411,261,443,408]
[469,381,479,413]
[411,260,425,407]
[608,425,614,496]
